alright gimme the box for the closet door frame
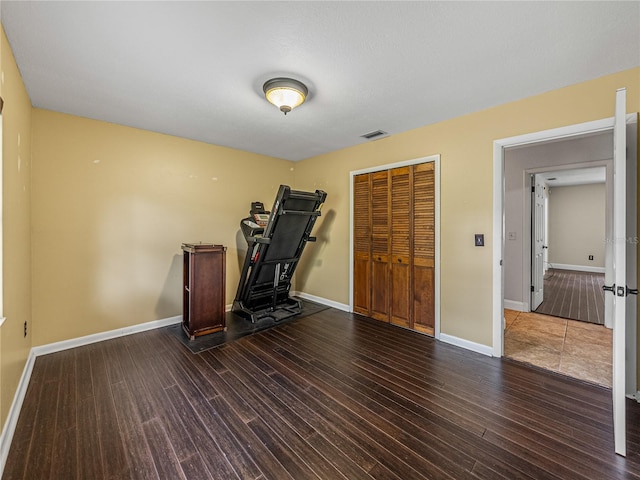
[349,154,441,339]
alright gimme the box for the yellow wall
[31,110,293,345]
[294,67,640,347]
[0,26,33,426]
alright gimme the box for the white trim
[434,158,441,340]
[492,115,637,358]
[32,316,181,357]
[0,317,5,328]
[493,140,505,357]
[0,350,36,474]
[348,154,441,338]
[439,333,493,357]
[504,300,528,312]
[549,263,605,274]
[293,291,350,312]
[349,156,440,176]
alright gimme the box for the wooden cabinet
[353,162,435,335]
[182,243,226,340]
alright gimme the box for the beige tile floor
[504,309,612,387]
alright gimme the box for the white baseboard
[439,333,493,357]
[32,315,182,357]
[0,314,182,477]
[294,292,496,361]
[549,263,605,274]
[0,350,36,475]
[504,300,528,312]
[292,291,350,312]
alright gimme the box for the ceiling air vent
[360,130,388,140]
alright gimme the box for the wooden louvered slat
[413,163,435,261]
[353,174,371,315]
[370,171,390,322]
[391,167,411,258]
[413,162,435,333]
[390,166,411,328]
[371,171,389,256]
[353,174,371,255]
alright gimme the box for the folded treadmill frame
[232,185,327,322]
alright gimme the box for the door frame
[492,114,637,357]
[522,162,613,324]
[530,173,546,312]
[349,154,441,338]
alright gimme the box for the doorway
[493,108,638,456]
[503,143,614,385]
[532,168,608,325]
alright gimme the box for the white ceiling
[1,1,639,161]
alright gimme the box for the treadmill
[232,185,327,323]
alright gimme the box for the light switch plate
[475,234,484,247]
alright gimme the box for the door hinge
[531,285,534,292]
[531,185,535,193]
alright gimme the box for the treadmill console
[241,201,271,240]
[250,202,269,226]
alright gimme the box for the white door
[610,87,637,456]
[531,174,545,311]
[624,113,638,400]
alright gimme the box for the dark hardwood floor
[4,307,640,479]
[535,269,605,324]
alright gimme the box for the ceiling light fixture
[263,77,308,115]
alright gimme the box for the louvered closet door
[353,174,371,315]
[412,163,435,334]
[390,166,411,327]
[370,171,390,322]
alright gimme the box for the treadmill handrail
[254,256,300,265]
[247,236,271,244]
[279,209,322,216]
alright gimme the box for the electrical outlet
[589,255,594,261]
[23,321,27,338]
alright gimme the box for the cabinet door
[412,163,435,333]
[353,174,371,315]
[390,166,411,327]
[370,171,390,322]
[190,250,226,332]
